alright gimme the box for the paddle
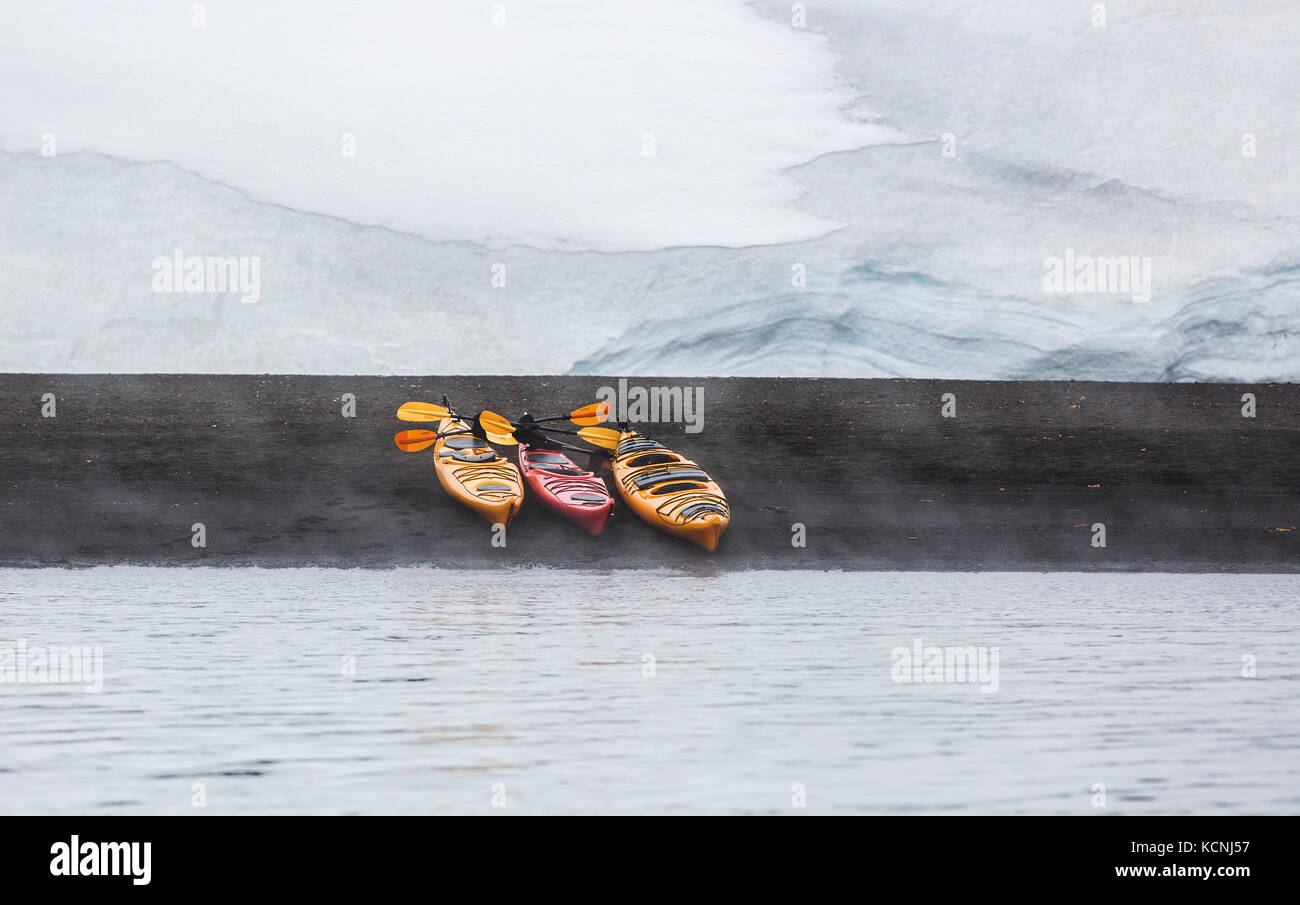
[396,395,519,443]
[477,411,520,437]
[479,411,621,451]
[397,398,614,454]
[469,401,610,429]
[525,401,611,426]
[393,426,516,452]
[396,401,453,422]
[482,425,519,445]
[393,429,440,452]
[575,426,620,450]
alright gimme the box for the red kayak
[517,441,614,536]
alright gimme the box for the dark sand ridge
[0,375,1295,570]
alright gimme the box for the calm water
[1,568,1297,815]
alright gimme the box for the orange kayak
[431,417,524,526]
[610,429,728,551]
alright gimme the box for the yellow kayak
[611,429,728,551]
[432,417,524,526]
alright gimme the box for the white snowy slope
[0,0,1297,379]
[0,0,897,250]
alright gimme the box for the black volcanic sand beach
[0,375,1295,570]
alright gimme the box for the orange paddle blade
[397,401,451,422]
[577,427,620,450]
[394,430,440,452]
[478,411,516,437]
[569,401,612,426]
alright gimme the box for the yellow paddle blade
[397,401,451,422]
[394,430,440,452]
[569,400,612,426]
[478,411,516,437]
[484,430,518,446]
[577,426,620,450]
